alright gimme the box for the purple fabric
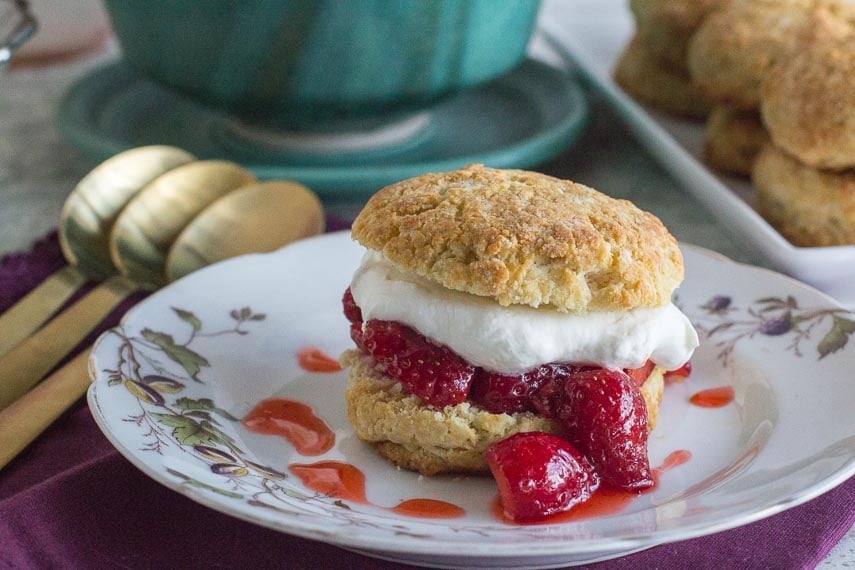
[0,230,853,570]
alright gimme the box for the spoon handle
[0,266,87,358]
[0,349,89,471]
[0,276,137,412]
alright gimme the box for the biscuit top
[351,165,683,313]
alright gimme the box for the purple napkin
[0,228,852,570]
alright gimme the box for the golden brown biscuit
[614,35,711,120]
[704,107,770,176]
[630,0,723,71]
[352,164,684,314]
[760,8,855,170]
[687,0,814,109]
[753,145,855,246]
[343,350,666,476]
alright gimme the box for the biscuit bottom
[704,107,769,177]
[753,145,855,247]
[342,349,665,476]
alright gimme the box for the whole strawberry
[485,432,600,522]
[557,369,653,491]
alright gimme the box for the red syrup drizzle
[242,398,335,456]
[244,398,465,519]
[297,347,343,372]
[689,386,735,408]
[289,461,465,519]
[491,449,692,524]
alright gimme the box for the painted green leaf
[174,397,238,421]
[152,413,197,428]
[249,313,266,321]
[240,307,251,319]
[756,297,783,304]
[172,307,202,332]
[818,316,855,359]
[184,409,216,423]
[153,413,228,446]
[141,328,209,381]
[199,420,236,446]
[173,423,223,446]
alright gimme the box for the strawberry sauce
[654,449,693,477]
[297,347,343,372]
[289,460,465,519]
[391,498,466,519]
[242,398,335,455]
[246,395,465,519]
[290,461,367,503]
[689,386,735,408]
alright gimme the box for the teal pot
[104,0,541,130]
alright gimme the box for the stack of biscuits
[617,0,855,246]
[754,5,855,246]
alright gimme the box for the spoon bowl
[109,160,256,287]
[59,145,196,280]
[166,180,324,282]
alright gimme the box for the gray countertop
[1,32,852,567]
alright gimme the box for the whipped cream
[350,251,699,374]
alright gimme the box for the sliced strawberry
[625,359,655,386]
[529,364,594,418]
[485,432,599,522]
[470,369,545,414]
[361,320,475,407]
[342,288,363,324]
[342,288,367,351]
[557,368,653,491]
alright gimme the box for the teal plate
[57,56,588,201]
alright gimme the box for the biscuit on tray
[760,6,855,170]
[704,107,770,177]
[753,145,855,246]
[687,0,814,109]
[614,35,710,120]
[629,0,723,72]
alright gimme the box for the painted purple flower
[703,295,732,313]
[759,317,792,336]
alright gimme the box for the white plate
[88,232,855,569]
[538,0,855,307]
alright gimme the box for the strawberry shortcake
[340,165,698,520]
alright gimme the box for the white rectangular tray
[539,0,855,306]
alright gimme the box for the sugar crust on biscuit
[351,164,684,314]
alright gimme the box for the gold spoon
[0,160,256,411]
[0,180,324,468]
[0,145,195,358]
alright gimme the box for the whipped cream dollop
[350,251,699,374]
